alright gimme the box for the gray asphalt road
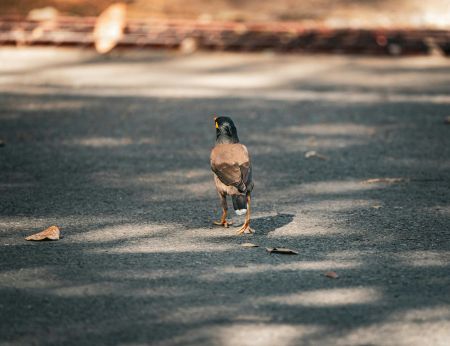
[0,48,449,346]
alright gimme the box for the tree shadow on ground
[0,54,449,345]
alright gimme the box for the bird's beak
[214,116,218,128]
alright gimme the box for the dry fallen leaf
[0,139,5,147]
[307,136,317,146]
[445,116,450,124]
[94,3,127,54]
[324,271,339,279]
[362,177,408,184]
[266,247,298,255]
[25,225,60,241]
[241,242,259,248]
[305,150,328,160]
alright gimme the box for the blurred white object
[305,150,328,160]
[94,3,127,54]
[27,7,59,22]
[180,37,198,54]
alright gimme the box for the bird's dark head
[214,116,239,144]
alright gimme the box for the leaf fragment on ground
[444,116,450,124]
[362,177,408,184]
[307,136,317,146]
[0,139,5,147]
[371,205,382,209]
[25,225,60,241]
[266,247,298,255]
[241,242,259,247]
[94,3,127,54]
[324,271,339,279]
[305,150,328,160]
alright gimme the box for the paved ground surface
[0,48,449,346]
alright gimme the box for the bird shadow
[251,213,294,235]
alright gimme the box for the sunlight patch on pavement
[248,133,366,153]
[325,250,372,261]
[301,198,374,212]
[216,323,321,346]
[86,226,237,254]
[8,100,85,112]
[258,287,381,307]
[282,123,377,136]
[94,241,236,254]
[396,250,450,267]
[70,223,172,243]
[432,205,450,216]
[157,322,322,346]
[385,157,450,170]
[1,48,450,105]
[0,267,61,289]
[53,283,187,298]
[300,181,379,195]
[160,305,239,324]
[331,307,450,346]
[101,268,183,281]
[65,137,138,147]
[199,260,361,282]
[0,215,133,242]
[260,183,380,205]
[266,215,345,237]
[263,199,374,237]
[89,168,217,200]
[91,168,211,186]
[251,214,359,239]
[4,83,449,105]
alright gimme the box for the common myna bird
[210,116,254,234]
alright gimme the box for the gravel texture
[0,48,449,346]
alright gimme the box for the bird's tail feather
[232,195,247,215]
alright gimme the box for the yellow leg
[213,207,233,228]
[236,194,253,235]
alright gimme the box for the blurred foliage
[1,0,449,28]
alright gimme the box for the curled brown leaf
[266,247,298,255]
[25,225,60,241]
[305,150,328,160]
[324,271,339,279]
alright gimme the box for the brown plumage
[210,116,254,234]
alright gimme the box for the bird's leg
[236,194,253,235]
[213,194,233,228]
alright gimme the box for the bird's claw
[213,220,233,228]
[236,225,253,235]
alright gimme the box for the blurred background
[1,0,449,55]
[2,0,450,26]
[1,2,450,346]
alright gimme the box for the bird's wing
[210,144,252,193]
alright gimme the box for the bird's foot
[213,220,233,228]
[236,224,253,235]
